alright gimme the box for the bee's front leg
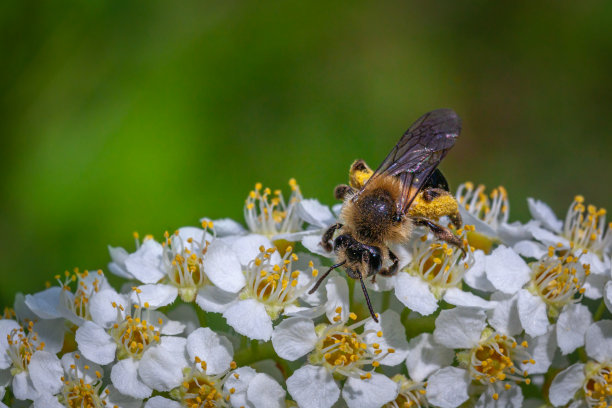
[320,223,343,252]
[334,184,355,200]
[379,249,399,277]
[413,217,466,257]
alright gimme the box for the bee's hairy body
[341,175,412,246]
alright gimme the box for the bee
[309,108,465,322]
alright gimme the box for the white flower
[549,320,612,407]
[75,289,184,399]
[32,352,141,408]
[276,306,404,408]
[142,328,285,408]
[0,319,63,401]
[483,245,592,353]
[525,196,611,278]
[198,242,318,341]
[456,183,534,249]
[393,228,490,316]
[429,307,533,406]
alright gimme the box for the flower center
[563,195,610,256]
[456,182,509,227]
[163,223,213,302]
[57,268,104,321]
[309,310,392,379]
[244,179,303,238]
[242,246,312,320]
[6,321,43,374]
[462,330,532,400]
[110,300,161,360]
[408,232,473,295]
[530,246,588,314]
[172,358,235,408]
[59,356,106,408]
[386,374,427,408]
[584,362,612,407]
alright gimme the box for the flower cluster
[1,178,611,408]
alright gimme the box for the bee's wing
[365,108,461,215]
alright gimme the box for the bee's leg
[379,249,399,277]
[413,217,466,256]
[320,223,343,252]
[334,184,355,200]
[449,210,463,230]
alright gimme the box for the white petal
[60,352,103,384]
[581,251,609,276]
[148,310,185,335]
[12,371,37,401]
[513,240,547,259]
[124,239,165,283]
[144,396,183,408]
[443,288,495,309]
[206,217,246,237]
[0,320,20,369]
[25,287,62,319]
[463,250,495,292]
[406,333,455,382]
[105,385,143,408]
[31,319,65,354]
[527,198,562,232]
[203,240,245,293]
[549,363,585,406]
[29,351,62,395]
[498,220,537,246]
[224,366,257,408]
[75,321,116,365]
[302,234,333,258]
[585,320,612,362]
[139,337,187,391]
[111,359,152,399]
[247,373,286,408]
[343,373,397,408]
[556,303,592,355]
[583,271,608,300]
[177,226,212,247]
[89,289,129,328]
[195,285,238,313]
[521,327,556,374]
[364,310,409,366]
[271,317,317,361]
[298,199,336,228]
[325,275,350,323]
[108,245,133,278]
[130,284,177,309]
[286,365,340,408]
[223,299,273,341]
[517,289,549,337]
[167,303,200,336]
[528,225,569,248]
[426,367,470,408]
[33,394,63,408]
[485,246,530,294]
[487,292,522,336]
[186,327,234,375]
[605,281,612,313]
[394,273,438,316]
[434,307,486,349]
[475,386,523,408]
[223,234,279,266]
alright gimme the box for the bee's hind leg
[413,217,466,257]
[378,249,399,277]
[320,223,343,252]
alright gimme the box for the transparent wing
[362,108,461,215]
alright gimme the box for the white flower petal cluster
[1,178,611,408]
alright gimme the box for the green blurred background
[1,1,611,306]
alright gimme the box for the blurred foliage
[1,0,611,305]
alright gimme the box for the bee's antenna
[308,260,346,295]
[359,273,378,323]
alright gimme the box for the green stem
[233,341,276,366]
[593,299,607,322]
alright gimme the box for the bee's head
[333,234,381,277]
